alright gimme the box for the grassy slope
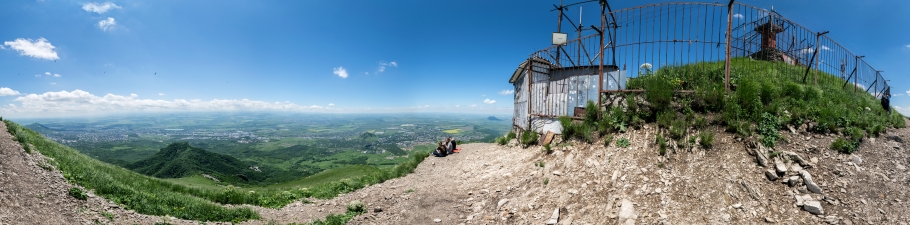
[3,120,430,222]
[559,58,904,152]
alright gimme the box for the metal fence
[514,2,890,123]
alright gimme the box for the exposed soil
[3,118,910,224]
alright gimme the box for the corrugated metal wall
[513,71,528,130]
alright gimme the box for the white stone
[618,199,637,225]
[434,218,441,223]
[765,169,779,181]
[774,158,788,175]
[546,208,560,225]
[803,200,825,215]
[800,170,822,194]
[553,171,563,176]
[497,199,509,209]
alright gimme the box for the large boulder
[774,158,788,176]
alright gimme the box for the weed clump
[616,138,631,148]
[698,131,715,149]
[520,131,539,146]
[758,112,780,147]
[68,187,88,200]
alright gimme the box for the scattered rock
[795,194,810,206]
[567,189,578,195]
[896,163,906,171]
[788,176,800,187]
[765,170,779,181]
[732,203,743,209]
[791,164,803,174]
[756,150,769,167]
[553,171,563,176]
[497,199,509,210]
[373,207,383,213]
[810,157,819,165]
[774,158,788,175]
[765,217,776,223]
[800,170,822,194]
[852,155,862,165]
[803,200,825,215]
[434,218,441,223]
[546,208,559,225]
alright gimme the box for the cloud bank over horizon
[0,89,513,118]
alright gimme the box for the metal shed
[509,57,622,134]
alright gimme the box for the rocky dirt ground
[2,118,910,224]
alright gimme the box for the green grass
[2,120,430,222]
[622,58,904,154]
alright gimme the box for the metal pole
[724,0,734,93]
[814,31,828,85]
[527,57,532,130]
[598,3,605,108]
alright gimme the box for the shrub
[520,131,539,146]
[346,200,365,213]
[831,137,857,154]
[758,112,780,147]
[584,100,600,126]
[736,78,763,120]
[69,187,88,200]
[543,144,553,154]
[657,111,675,129]
[644,77,673,112]
[603,134,614,147]
[694,116,708,130]
[782,82,804,99]
[543,178,549,185]
[616,138,631,148]
[558,116,574,140]
[506,131,517,141]
[699,131,715,149]
[495,137,507,145]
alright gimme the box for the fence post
[724,0,734,93]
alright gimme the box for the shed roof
[509,57,553,83]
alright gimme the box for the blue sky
[1,0,909,118]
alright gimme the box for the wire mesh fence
[514,1,891,124]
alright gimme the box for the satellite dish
[552,32,568,45]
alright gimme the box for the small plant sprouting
[543,143,553,154]
[603,134,614,147]
[656,162,665,169]
[405,189,414,193]
[543,178,549,185]
[535,161,545,168]
[102,211,115,222]
[616,138,631,148]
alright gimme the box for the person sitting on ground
[432,141,447,157]
[445,138,455,155]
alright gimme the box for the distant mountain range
[488,116,502,121]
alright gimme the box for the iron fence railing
[518,2,891,121]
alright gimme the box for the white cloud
[158,93,165,96]
[906,89,910,96]
[377,61,398,73]
[328,103,335,106]
[333,67,348,78]
[905,44,910,49]
[733,13,744,19]
[2,89,336,116]
[471,104,477,107]
[498,89,514,95]
[98,17,116,31]
[45,72,50,75]
[0,87,21,96]
[50,82,57,85]
[895,106,910,116]
[82,2,121,14]
[483,99,496,104]
[0,45,5,49]
[53,73,60,77]
[3,38,59,60]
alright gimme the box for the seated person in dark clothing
[432,141,447,157]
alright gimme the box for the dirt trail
[4,118,910,224]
